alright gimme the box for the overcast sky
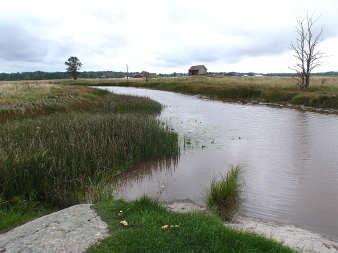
[1,0,338,73]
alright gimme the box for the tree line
[0,70,129,81]
[1,70,338,81]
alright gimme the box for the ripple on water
[99,86,338,241]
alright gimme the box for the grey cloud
[91,34,127,55]
[0,21,127,72]
[157,30,294,67]
[157,15,338,69]
[0,23,49,62]
[0,22,80,71]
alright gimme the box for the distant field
[62,76,338,111]
[0,81,110,122]
[0,80,59,103]
[61,75,338,88]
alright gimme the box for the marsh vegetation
[0,82,178,230]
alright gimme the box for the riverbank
[88,197,294,253]
[168,201,338,253]
[62,76,338,112]
[2,199,338,252]
[0,82,178,231]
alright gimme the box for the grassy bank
[0,198,49,233]
[63,76,338,110]
[88,197,295,253]
[0,81,112,122]
[0,83,178,231]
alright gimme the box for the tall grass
[207,166,240,220]
[0,93,178,208]
[0,84,112,122]
[0,196,49,232]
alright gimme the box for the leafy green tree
[65,57,82,80]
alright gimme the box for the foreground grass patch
[88,197,295,253]
[207,166,240,220]
[0,197,49,232]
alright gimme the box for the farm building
[188,65,207,75]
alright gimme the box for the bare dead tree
[291,16,323,89]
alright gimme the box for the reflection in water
[112,157,179,196]
[100,86,338,241]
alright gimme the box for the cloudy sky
[1,0,338,73]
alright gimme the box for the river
[100,86,338,241]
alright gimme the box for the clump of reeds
[207,166,240,220]
[0,93,178,207]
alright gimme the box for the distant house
[188,65,207,75]
[133,74,144,78]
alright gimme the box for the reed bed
[0,88,178,209]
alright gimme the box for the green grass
[88,197,295,253]
[207,166,240,220]
[63,76,338,110]
[0,82,112,122]
[0,84,179,230]
[0,197,50,232]
[0,111,178,207]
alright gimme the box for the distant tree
[65,56,82,80]
[291,16,323,89]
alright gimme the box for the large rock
[0,204,109,253]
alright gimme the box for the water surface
[101,86,338,240]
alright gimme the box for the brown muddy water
[100,86,338,241]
